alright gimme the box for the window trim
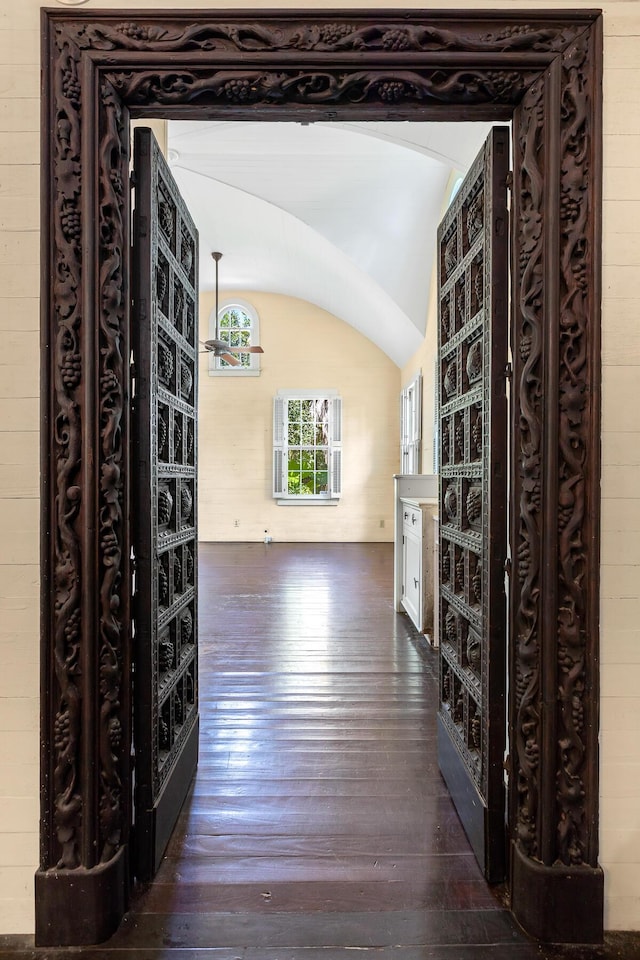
[273,389,342,505]
[207,297,261,377]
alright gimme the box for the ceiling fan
[201,251,264,367]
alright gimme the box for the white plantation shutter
[400,388,410,472]
[272,396,286,496]
[400,371,422,473]
[330,396,342,497]
[330,396,342,443]
[412,373,422,445]
[330,450,342,497]
[410,372,422,472]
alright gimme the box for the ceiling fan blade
[201,338,263,360]
[219,352,241,366]
[202,338,226,352]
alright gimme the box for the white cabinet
[432,515,439,647]
[401,501,425,627]
[399,497,437,635]
[393,475,438,640]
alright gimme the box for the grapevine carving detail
[66,18,583,56]
[513,77,545,860]
[555,30,593,868]
[97,79,127,863]
[112,67,534,108]
[51,29,84,871]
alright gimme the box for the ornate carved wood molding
[39,8,603,947]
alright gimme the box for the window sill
[276,498,339,506]
[208,368,261,377]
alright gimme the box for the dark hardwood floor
[2,543,639,959]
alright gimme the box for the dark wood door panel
[132,127,199,881]
[437,127,509,883]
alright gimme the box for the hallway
[2,543,639,958]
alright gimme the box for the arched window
[208,299,261,376]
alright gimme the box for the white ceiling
[168,120,494,367]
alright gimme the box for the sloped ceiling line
[168,120,493,366]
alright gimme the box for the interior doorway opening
[127,110,511,909]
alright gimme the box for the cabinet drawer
[402,505,421,535]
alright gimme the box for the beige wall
[401,172,460,468]
[600,14,640,927]
[1,0,639,936]
[198,291,399,542]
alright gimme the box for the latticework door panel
[132,128,199,879]
[437,127,509,882]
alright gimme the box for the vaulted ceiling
[168,120,494,367]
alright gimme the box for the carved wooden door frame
[39,7,603,947]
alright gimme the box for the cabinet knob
[404,511,408,519]
[412,514,417,524]
[414,578,419,588]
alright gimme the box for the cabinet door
[437,127,509,882]
[402,529,422,630]
[131,127,199,881]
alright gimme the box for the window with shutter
[273,390,342,504]
[400,371,422,474]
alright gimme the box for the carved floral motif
[466,339,483,383]
[466,485,482,524]
[50,28,84,872]
[65,17,584,56]
[181,607,194,645]
[158,559,169,606]
[444,484,458,522]
[472,408,483,456]
[158,486,173,527]
[455,419,465,459]
[173,553,182,593]
[443,360,457,398]
[180,482,193,522]
[470,714,482,751]
[444,236,457,274]
[445,610,457,647]
[111,66,534,109]
[159,199,174,239]
[441,545,451,583]
[512,77,545,860]
[180,362,193,398]
[159,638,174,673]
[467,630,482,673]
[472,566,482,605]
[185,545,194,584]
[97,78,127,863]
[555,30,594,868]
[467,192,484,242]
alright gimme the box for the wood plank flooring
[2,543,639,959]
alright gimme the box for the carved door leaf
[132,128,199,880]
[437,127,509,882]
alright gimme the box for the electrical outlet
[234,519,240,527]
[379,519,385,528]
